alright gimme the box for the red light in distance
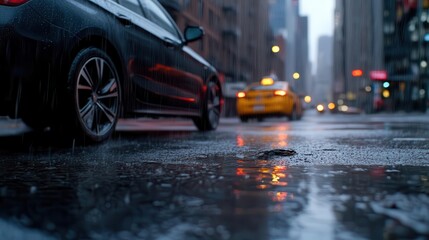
[352,69,363,77]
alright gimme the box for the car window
[249,82,287,91]
[140,0,180,38]
[117,0,144,16]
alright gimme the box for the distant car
[0,0,222,142]
[236,77,303,122]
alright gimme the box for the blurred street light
[365,85,372,92]
[272,45,280,53]
[292,72,300,80]
[383,82,390,88]
[382,89,390,98]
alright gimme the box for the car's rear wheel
[193,80,221,131]
[239,116,248,122]
[288,105,298,121]
[66,48,121,142]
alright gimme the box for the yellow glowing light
[292,72,300,80]
[328,102,336,110]
[236,91,246,98]
[382,89,390,98]
[272,45,280,53]
[272,174,280,182]
[261,77,274,86]
[316,104,324,112]
[304,95,312,103]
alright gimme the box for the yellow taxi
[236,77,303,122]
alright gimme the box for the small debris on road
[254,149,297,159]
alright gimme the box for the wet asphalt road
[0,110,429,240]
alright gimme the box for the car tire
[239,116,248,122]
[64,48,121,143]
[288,105,298,121]
[193,80,221,131]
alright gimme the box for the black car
[0,0,222,142]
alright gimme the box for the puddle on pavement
[0,156,429,240]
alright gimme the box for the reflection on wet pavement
[1,156,429,240]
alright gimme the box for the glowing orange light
[236,168,246,176]
[236,135,245,147]
[275,192,288,202]
[275,173,286,178]
[274,166,287,171]
[274,90,287,96]
[274,133,288,148]
[328,102,336,110]
[352,69,363,77]
[269,191,288,202]
[271,181,288,187]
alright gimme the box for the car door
[97,0,164,113]
[139,0,203,114]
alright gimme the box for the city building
[313,36,333,105]
[295,16,309,95]
[269,0,310,96]
[333,0,428,113]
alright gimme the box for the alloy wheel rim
[76,57,119,137]
[207,83,220,128]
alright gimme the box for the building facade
[269,0,310,96]
[314,36,333,105]
[334,0,428,113]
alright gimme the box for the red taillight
[236,91,246,98]
[0,0,29,6]
[274,90,287,96]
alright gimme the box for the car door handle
[116,14,132,26]
[163,37,180,49]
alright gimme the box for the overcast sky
[300,0,335,72]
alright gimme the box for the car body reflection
[236,124,291,148]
